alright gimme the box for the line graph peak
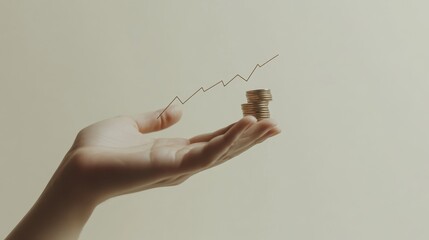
[157,54,279,119]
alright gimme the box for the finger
[220,127,281,164]
[132,105,182,133]
[214,120,280,165]
[180,116,256,171]
[189,122,235,143]
[234,119,278,147]
[201,116,256,161]
[255,126,281,144]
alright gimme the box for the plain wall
[1,1,429,239]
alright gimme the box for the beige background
[1,1,429,239]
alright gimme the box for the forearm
[6,161,96,240]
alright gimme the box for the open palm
[65,106,280,202]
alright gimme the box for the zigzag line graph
[157,54,279,119]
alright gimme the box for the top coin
[246,89,271,93]
[246,89,273,101]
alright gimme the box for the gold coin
[241,89,273,121]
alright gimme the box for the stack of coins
[241,89,272,121]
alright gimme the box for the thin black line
[157,54,279,118]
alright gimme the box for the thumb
[132,105,183,133]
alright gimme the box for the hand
[66,105,281,203]
[6,106,280,240]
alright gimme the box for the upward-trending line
[157,54,279,119]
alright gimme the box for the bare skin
[6,105,280,240]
